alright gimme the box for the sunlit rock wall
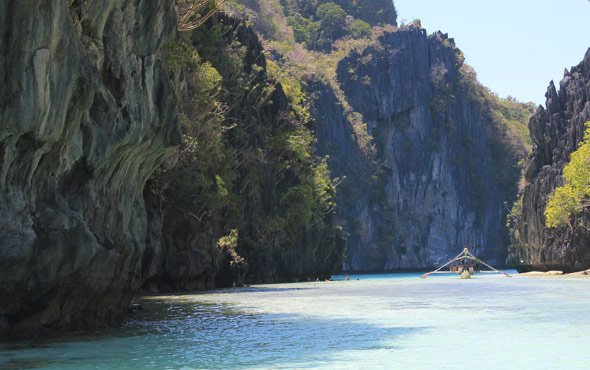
[314,27,511,270]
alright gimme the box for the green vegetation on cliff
[459,63,534,183]
[220,2,533,268]
[279,0,395,51]
[487,95,535,201]
[146,9,344,287]
[222,0,400,158]
[431,47,534,212]
[545,122,590,231]
[160,1,534,274]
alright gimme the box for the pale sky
[393,0,590,105]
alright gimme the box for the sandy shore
[519,270,590,276]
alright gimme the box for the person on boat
[346,274,350,281]
[475,259,480,272]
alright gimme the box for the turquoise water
[2,272,590,369]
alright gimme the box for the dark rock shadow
[0,298,427,369]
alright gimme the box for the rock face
[0,0,179,335]
[314,27,515,270]
[508,49,590,272]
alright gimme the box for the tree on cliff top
[545,122,590,231]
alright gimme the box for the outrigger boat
[420,247,512,279]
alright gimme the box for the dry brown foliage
[177,0,226,32]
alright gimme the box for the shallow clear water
[2,272,590,369]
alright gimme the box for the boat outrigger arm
[420,247,512,278]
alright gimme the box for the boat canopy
[420,247,511,278]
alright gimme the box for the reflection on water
[2,273,590,369]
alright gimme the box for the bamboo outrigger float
[420,247,512,279]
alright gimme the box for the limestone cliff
[233,0,527,271]
[0,0,179,335]
[508,49,590,272]
[315,27,522,270]
[0,0,346,335]
[0,0,531,336]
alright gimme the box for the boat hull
[460,270,471,279]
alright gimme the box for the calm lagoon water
[2,272,590,369]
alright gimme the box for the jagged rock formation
[0,0,179,335]
[508,49,590,272]
[314,27,520,270]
